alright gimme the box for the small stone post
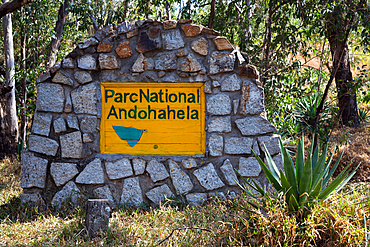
[85,199,111,238]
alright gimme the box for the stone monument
[20,19,282,207]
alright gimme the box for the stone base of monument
[85,199,111,239]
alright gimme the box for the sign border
[100,82,206,155]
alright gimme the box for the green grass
[0,158,369,246]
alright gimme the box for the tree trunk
[327,28,360,127]
[122,0,129,21]
[261,7,272,86]
[2,0,18,156]
[0,85,14,158]
[45,0,69,70]
[164,1,170,20]
[20,7,27,149]
[145,0,149,19]
[208,0,215,28]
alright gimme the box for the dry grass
[0,156,22,206]
[0,156,368,246]
[330,125,370,182]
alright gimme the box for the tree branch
[313,43,346,138]
[46,0,69,69]
[317,38,326,95]
[269,23,305,64]
[0,0,33,18]
[89,12,99,31]
[164,1,171,20]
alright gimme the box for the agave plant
[239,137,359,213]
[359,107,370,123]
[293,94,334,138]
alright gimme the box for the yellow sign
[100,82,205,155]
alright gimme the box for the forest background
[0,0,370,180]
[0,1,369,245]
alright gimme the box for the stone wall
[20,19,282,207]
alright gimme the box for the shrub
[238,137,359,215]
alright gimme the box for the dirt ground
[330,125,370,183]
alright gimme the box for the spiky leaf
[279,139,298,199]
[318,169,350,200]
[280,171,293,205]
[252,149,282,191]
[233,173,262,200]
[309,178,322,200]
[252,179,266,196]
[296,137,305,183]
[263,143,281,179]
[336,163,360,192]
[288,194,299,212]
[311,144,328,189]
[323,149,344,188]
[312,144,319,170]
[299,156,312,203]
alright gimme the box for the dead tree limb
[45,0,69,69]
[89,12,99,31]
[0,0,33,18]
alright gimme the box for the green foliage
[69,0,129,34]
[265,68,335,140]
[68,0,179,34]
[359,108,370,123]
[238,136,359,214]
[356,65,370,103]
[293,93,336,141]
[188,0,370,131]
[264,69,306,138]
[293,95,318,133]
